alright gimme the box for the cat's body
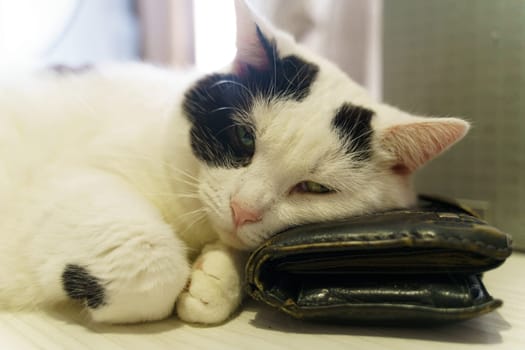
[0,65,197,319]
[0,0,469,324]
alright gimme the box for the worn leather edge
[250,203,512,262]
[246,270,503,324]
[278,299,503,325]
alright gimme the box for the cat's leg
[176,241,247,324]
[26,169,190,323]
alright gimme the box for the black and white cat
[0,0,469,324]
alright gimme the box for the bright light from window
[0,0,78,65]
[193,0,236,72]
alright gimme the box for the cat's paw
[62,259,189,324]
[59,219,191,324]
[176,270,234,324]
[176,243,244,324]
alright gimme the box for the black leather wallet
[245,195,512,324]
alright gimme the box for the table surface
[1,254,523,350]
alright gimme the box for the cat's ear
[234,0,270,72]
[233,0,293,75]
[378,116,470,175]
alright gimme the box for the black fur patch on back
[332,103,374,161]
[62,264,106,309]
[49,64,94,75]
[183,27,319,168]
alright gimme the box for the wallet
[245,195,512,325]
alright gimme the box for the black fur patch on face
[62,264,105,309]
[332,103,374,161]
[183,27,319,168]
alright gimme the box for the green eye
[294,181,333,194]
[235,125,254,149]
[228,125,255,166]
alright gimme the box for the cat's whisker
[200,188,222,217]
[138,192,200,201]
[97,163,199,190]
[173,208,207,225]
[95,151,201,187]
[176,207,206,217]
[173,193,201,200]
[190,131,217,159]
[271,45,278,97]
[348,129,375,152]
[177,212,207,235]
[216,123,239,138]
[280,58,314,100]
[282,59,305,95]
[167,166,200,185]
[169,177,199,190]
[349,128,374,143]
[346,107,369,138]
[210,106,245,115]
[211,79,256,101]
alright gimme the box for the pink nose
[230,199,262,229]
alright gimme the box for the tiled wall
[383,0,524,249]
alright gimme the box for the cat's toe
[176,270,233,324]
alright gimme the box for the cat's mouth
[213,225,253,251]
[227,231,253,250]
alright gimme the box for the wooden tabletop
[1,254,523,350]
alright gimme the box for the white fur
[0,0,469,324]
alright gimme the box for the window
[193,0,236,72]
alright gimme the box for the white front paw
[176,244,244,324]
[176,269,234,324]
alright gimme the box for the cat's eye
[227,124,255,166]
[235,125,255,149]
[293,181,334,194]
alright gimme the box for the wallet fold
[246,195,512,324]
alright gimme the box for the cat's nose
[230,198,262,229]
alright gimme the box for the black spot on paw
[62,264,106,309]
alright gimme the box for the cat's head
[182,0,469,250]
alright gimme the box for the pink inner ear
[233,45,270,75]
[382,121,468,174]
[234,26,271,75]
[233,0,271,75]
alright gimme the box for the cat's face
[182,0,469,250]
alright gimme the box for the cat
[0,0,469,325]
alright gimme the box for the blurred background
[0,0,522,249]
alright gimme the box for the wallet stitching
[272,232,510,255]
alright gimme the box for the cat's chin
[205,213,259,251]
[216,228,253,251]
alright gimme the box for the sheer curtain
[0,0,138,66]
[137,0,194,67]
